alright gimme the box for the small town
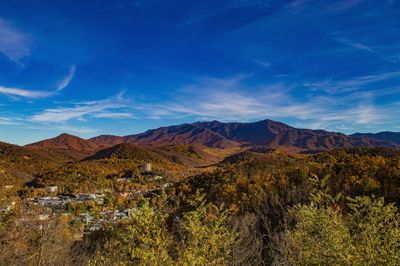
[9,163,174,233]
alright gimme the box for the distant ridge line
[24,119,400,151]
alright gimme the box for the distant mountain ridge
[115,119,399,150]
[351,132,400,145]
[26,119,400,152]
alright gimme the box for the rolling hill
[27,133,98,151]
[0,141,62,181]
[85,143,168,163]
[26,133,100,160]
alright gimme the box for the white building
[143,163,152,173]
[47,186,58,193]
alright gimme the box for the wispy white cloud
[94,112,133,118]
[21,73,400,135]
[18,123,97,135]
[31,95,132,122]
[132,75,321,121]
[304,71,400,94]
[0,86,53,98]
[334,37,374,53]
[0,117,18,125]
[0,65,76,98]
[0,18,31,64]
[56,65,76,91]
[126,74,400,133]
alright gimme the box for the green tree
[285,202,355,265]
[347,196,400,265]
[90,197,173,266]
[90,193,237,266]
[177,193,237,265]
[282,192,400,266]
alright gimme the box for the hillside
[89,135,125,149]
[155,144,231,167]
[85,143,168,163]
[31,143,209,192]
[26,133,100,160]
[0,142,62,181]
[219,147,276,165]
[27,133,98,151]
[122,123,240,148]
[86,143,229,168]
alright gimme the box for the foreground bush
[90,194,237,266]
[283,192,400,266]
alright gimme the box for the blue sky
[1,0,400,144]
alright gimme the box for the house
[116,177,132,183]
[38,214,49,221]
[162,183,173,189]
[149,175,163,181]
[118,192,130,197]
[47,186,58,193]
[37,197,65,208]
[75,194,97,201]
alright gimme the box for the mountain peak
[56,133,80,139]
[27,133,98,152]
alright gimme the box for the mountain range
[350,132,400,145]
[24,119,399,153]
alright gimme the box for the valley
[2,119,400,265]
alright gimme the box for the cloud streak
[335,37,374,53]
[23,72,400,135]
[0,117,18,125]
[31,95,132,122]
[56,65,76,91]
[130,76,322,121]
[0,18,30,64]
[304,71,400,94]
[125,74,400,133]
[0,86,53,98]
[0,65,76,98]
